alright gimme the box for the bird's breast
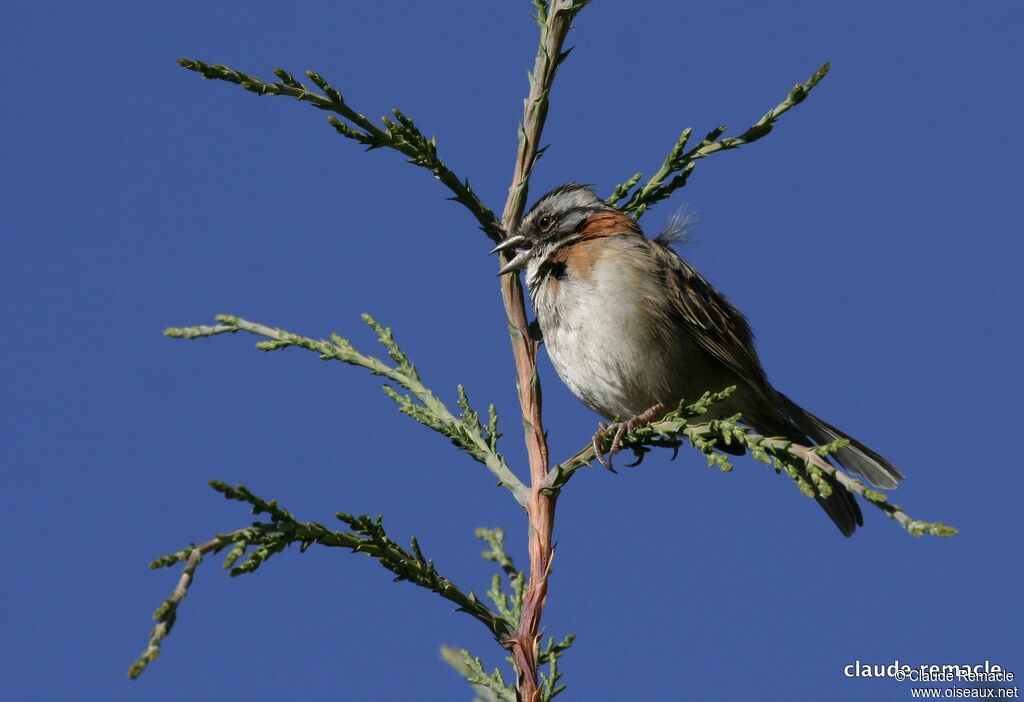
[530,236,707,419]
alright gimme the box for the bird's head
[491,184,615,275]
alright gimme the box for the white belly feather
[530,239,720,419]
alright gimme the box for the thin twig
[176,58,503,242]
[127,538,219,679]
[613,62,832,219]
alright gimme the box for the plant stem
[496,2,583,699]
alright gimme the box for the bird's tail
[786,442,863,537]
[779,393,905,489]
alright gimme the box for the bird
[491,183,903,536]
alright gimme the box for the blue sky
[2,2,1021,700]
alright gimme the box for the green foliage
[126,545,203,679]
[441,531,574,702]
[445,647,518,702]
[128,481,516,679]
[545,387,958,538]
[165,314,527,505]
[476,527,526,632]
[538,634,575,701]
[176,58,502,242]
[607,63,832,220]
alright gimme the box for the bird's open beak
[490,234,534,275]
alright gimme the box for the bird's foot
[592,403,668,472]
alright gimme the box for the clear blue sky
[2,2,1021,700]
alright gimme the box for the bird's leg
[610,402,667,455]
[593,403,668,472]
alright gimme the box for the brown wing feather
[650,240,773,400]
[648,238,873,535]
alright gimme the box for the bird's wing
[651,240,774,400]
[649,239,902,497]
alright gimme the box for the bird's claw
[623,446,648,468]
[592,403,667,472]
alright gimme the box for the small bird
[492,183,903,536]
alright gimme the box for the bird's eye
[538,214,554,232]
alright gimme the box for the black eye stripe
[534,206,596,239]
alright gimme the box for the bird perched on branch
[492,183,903,536]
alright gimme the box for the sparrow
[492,183,904,536]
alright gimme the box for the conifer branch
[128,481,513,679]
[608,62,831,218]
[441,536,571,702]
[537,634,575,702]
[165,315,528,504]
[439,525,569,702]
[442,646,518,702]
[545,388,957,538]
[477,527,526,631]
[126,541,206,678]
[176,58,503,241]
